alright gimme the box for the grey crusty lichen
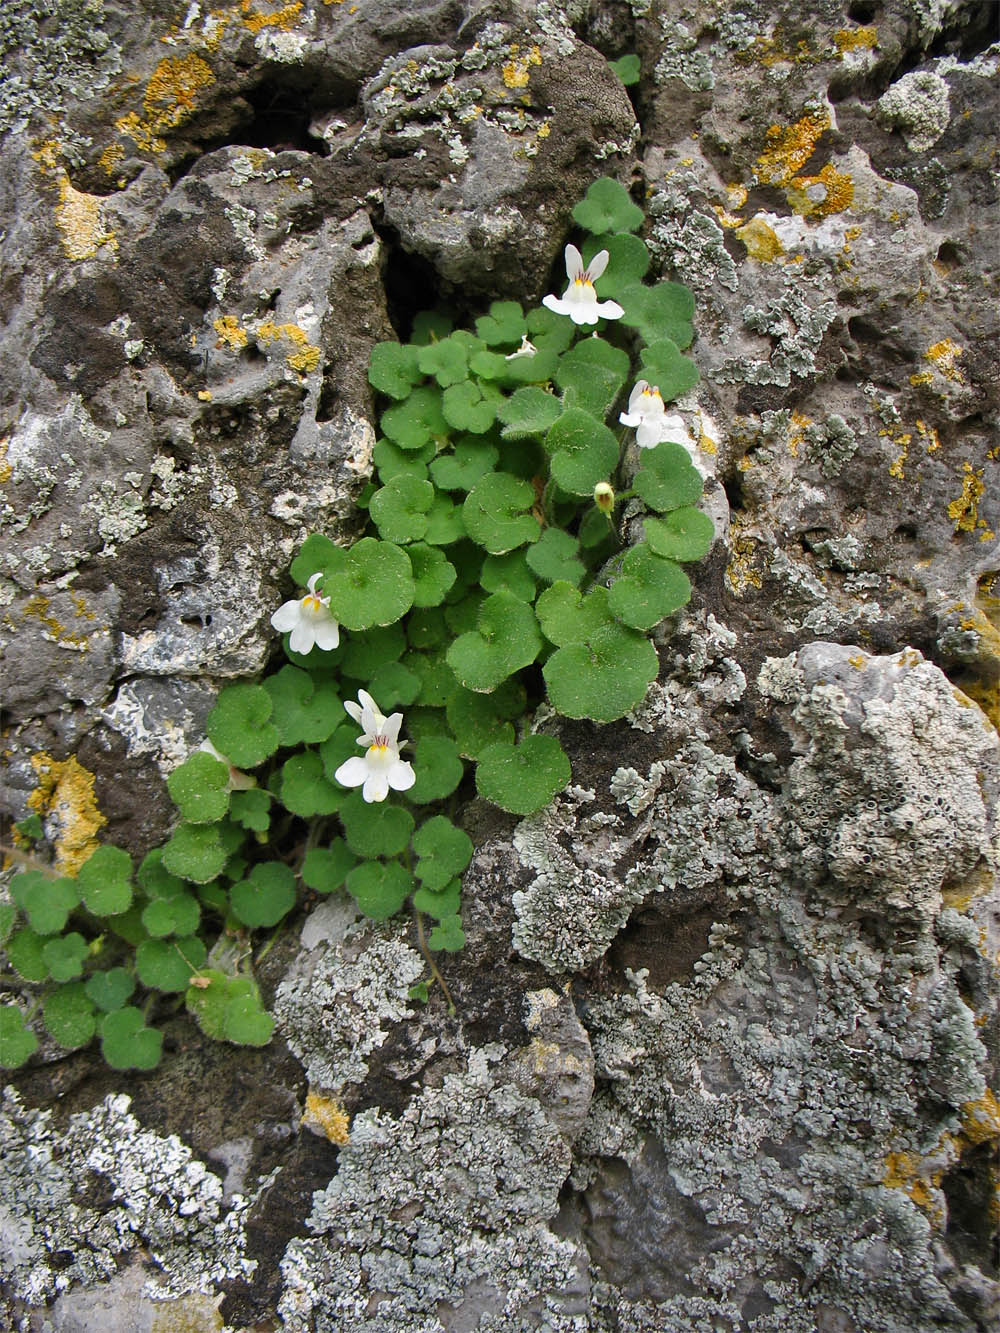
[278,1044,587,1332]
[0,1088,260,1308]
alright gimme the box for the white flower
[197,739,257,791]
[270,572,340,655]
[334,689,415,803]
[618,381,693,454]
[542,244,624,326]
[505,335,538,360]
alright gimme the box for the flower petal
[311,619,340,651]
[619,411,640,427]
[569,306,599,326]
[564,243,584,279]
[363,771,390,802]
[288,623,315,655]
[594,299,624,320]
[271,600,300,632]
[388,760,416,792]
[334,756,368,787]
[344,699,363,725]
[586,248,610,281]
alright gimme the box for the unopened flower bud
[593,482,615,514]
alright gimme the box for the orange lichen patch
[257,320,321,374]
[942,864,995,914]
[883,1146,949,1226]
[916,418,941,452]
[885,428,911,480]
[303,1091,350,1144]
[213,315,249,350]
[833,26,878,53]
[54,175,117,261]
[0,435,11,485]
[925,337,964,382]
[786,410,811,457]
[947,462,986,533]
[502,44,541,89]
[786,163,854,217]
[197,390,213,401]
[735,216,784,261]
[755,107,830,186]
[241,0,304,33]
[31,139,62,171]
[144,53,215,128]
[114,111,167,155]
[734,28,823,69]
[27,754,107,875]
[961,1090,1000,1146]
[712,204,746,229]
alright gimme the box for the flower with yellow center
[270,572,340,655]
[334,689,415,803]
[542,244,624,326]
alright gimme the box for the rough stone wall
[1,1,998,1331]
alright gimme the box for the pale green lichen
[876,71,951,152]
[0,0,122,133]
[0,1089,261,1308]
[803,412,858,477]
[718,288,838,386]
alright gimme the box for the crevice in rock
[372,218,452,340]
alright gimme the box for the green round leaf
[633,441,704,512]
[553,339,629,419]
[417,335,471,387]
[221,988,275,1046]
[525,528,586,586]
[230,862,298,929]
[135,935,208,992]
[42,982,97,1049]
[526,304,576,353]
[345,860,413,921]
[445,679,525,758]
[609,52,640,85]
[367,658,422,709]
[137,847,186,899]
[413,815,473,892]
[428,913,465,951]
[0,1005,38,1067]
[280,750,342,817]
[370,474,435,543]
[608,546,692,629]
[401,648,457,707]
[141,890,201,939]
[207,683,280,769]
[289,533,346,590]
[497,385,563,441]
[542,588,659,721]
[429,439,499,492]
[0,904,16,945]
[475,300,526,346]
[411,310,454,344]
[475,735,571,815]
[373,437,434,483]
[572,176,644,234]
[643,507,716,562]
[301,839,357,894]
[407,606,449,650]
[480,550,536,602]
[369,341,423,399]
[41,932,88,982]
[10,870,79,935]
[442,380,502,434]
[584,232,651,293]
[162,823,229,884]
[100,1006,163,1070]
[229,787,272,833]
[446,591,543,692]
[167,751,231,824]
[407,736,465,805]
[382,385,449,449]
[185,970,274,1046]
[264,666,343,746]
[340,623,407,677]
[339,793,415,859]
[638,338,700,402]
[76,845,133,916]
[408,542,458,607]
[463,473,540,555]
[324,537,415,631]
[618,280,695,350]
[423,493,467,545]
[412,877,462,920]
[85,967,136,1013]
[6,928,50,981]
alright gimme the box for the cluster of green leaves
[1,179,711,1071]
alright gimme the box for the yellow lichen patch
[303,1091,350,1144]
[887,432,911,480]
[32,139,62,171]
[27,754,107,875]
[786,162,854,217]
[257,320,321,374]
[99,143,126,176]
[149,1292,225,1333]
[942,864,995,914]
[115,110,167,155]
[960,1090,1000,1147]
[0,435,10,485]
[197,390,213,401]
[144,54,215,131]
[786,410,811,457]
[241,0,304,34]
[725,528,764,595]
[502,44,541,89]
[54,175,117,262]
[833,26,878,53]
[882,1147,949,1226]
[213,315,249,350]
[20,594,91,648]
[924,337,964,382]
[916,418,941,452]
[848,653,868,668]
[735,216,784,261]
[947,462,986,533]
[755,107,830,187]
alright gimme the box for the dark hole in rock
[943,1140,998,1271]
[847,0,878,22]
[375,220,447,340]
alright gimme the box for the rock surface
[2,1,998,1331]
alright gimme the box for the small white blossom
[542,244,624,326]
[197,739,257,790]
[270,572,340,655]
[505,335,538,360]
[619,381,696,457]
[334,689,415,803]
